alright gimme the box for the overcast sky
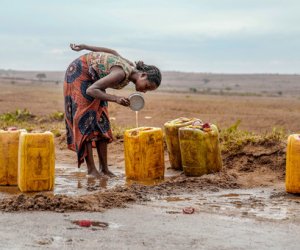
[0,0,299,73]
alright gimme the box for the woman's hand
[70,43,86,51]
[115,96,130,107]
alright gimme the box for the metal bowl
[128,93,145,111]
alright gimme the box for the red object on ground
[182,207,195,214]
[79,220,92,227]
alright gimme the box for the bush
[49,111,64,121]
[219,120,286,153]
[0,109,35,122]
[189,88,197,93]
[51,129,62,137]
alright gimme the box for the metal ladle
[128,93,145,111]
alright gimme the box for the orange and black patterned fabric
[63,52,132,167]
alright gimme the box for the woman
[64,43,161,178]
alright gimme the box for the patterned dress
[63,52,132,167]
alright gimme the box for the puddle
[0,164,127,198]
[149,188,300,221]
[54,164,126,195]
[0,186,20,197]
[126,178,167,186]
[123,166,177,186]
[1,165,299,222]
[0,164,180,199]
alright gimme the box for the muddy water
[0,164,128,198]
[1,165,299,222]
[151,188,300,221]
[54,164,127,195]
[0,164,178,198]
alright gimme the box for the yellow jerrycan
[179,123,222,177]
[286,134,300,193]
[0,130,25,185]
[124,127,164,181]
[164,117,199,170]
[18,131,55,192]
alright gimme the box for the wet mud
[0,139,292,215]
[154,188,300,221]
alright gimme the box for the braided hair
[135,61,162,87]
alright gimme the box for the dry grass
[108,89,300,134]
[0,80,300,135]
[219,120,286,153]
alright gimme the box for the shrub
[49,111,64,121]
[0,109,35,122]
[219,120,286,153]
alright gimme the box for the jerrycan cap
[128,93,144,111]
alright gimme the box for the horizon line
[0,68,299,76]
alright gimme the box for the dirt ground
[0,80,295,203]
[0,136,287,213]
[0,197,299,249]
[0,79,300,249]
[1,80,300,133]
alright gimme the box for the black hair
[135,61,162,87]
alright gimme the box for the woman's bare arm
[70,43,118,55]
[70,43,134,66]
[86,67,130,106]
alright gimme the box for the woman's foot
[100,169,116,177]
[87,168,103,178]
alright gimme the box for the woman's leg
[96,140,115,177]
[85,141,102,178]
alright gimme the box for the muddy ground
[0,193,299,249]
[0,80,300,249]
[0,137,288,213]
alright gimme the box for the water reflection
[126,178,165,186]
[0,164,125,198]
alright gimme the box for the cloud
[46,48,69,56]
[0,0,299,73]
